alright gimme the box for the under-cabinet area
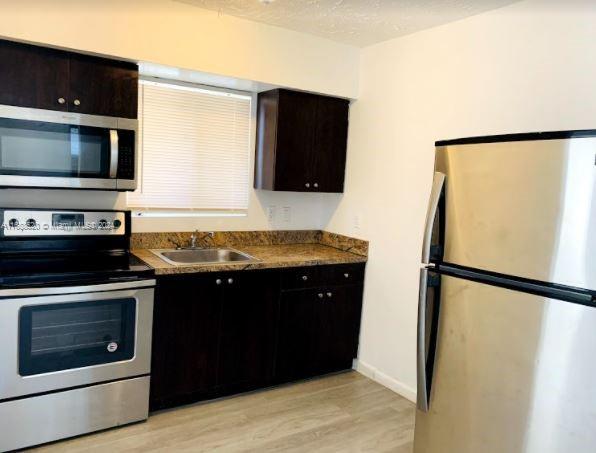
[149,261,365,411]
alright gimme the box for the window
[128,79,251,213]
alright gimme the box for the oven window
[0,118,110,178]
[19,298,136,376]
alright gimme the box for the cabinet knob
[305,183,310,188]
[57,97,66,105]
[301,275,308,281]
[73,99,81,106]
[344,273,349,278]
[318,293,324,299]
[313,183,319,188]
[327,292,333,298]
[228,278,234,284]
[215,278,222,285]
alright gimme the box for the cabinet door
[68,54,138,118]
[312,97,349,193]
[0,40,69,111]
[316,284,364,374]
[274,90,318,191]
[217,270,279,393]
[276,289,321,382]
[150,274,222,410]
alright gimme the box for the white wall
[0,0,358,99]
[0,189,342,232]
[327,0,596,400]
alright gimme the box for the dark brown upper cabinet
[0,40,70,112]
[0,39,138,118]
[254,89,349,193]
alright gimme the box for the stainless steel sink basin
[150,248,258,266]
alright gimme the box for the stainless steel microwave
[0,105,137,191]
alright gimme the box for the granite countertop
[132,243,367,275]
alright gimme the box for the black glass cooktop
[0,252,154,289]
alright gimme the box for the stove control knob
[113,219,122,229]
[26,218,37,228]
[8,218,19,228]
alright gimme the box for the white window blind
[128,80,251,211]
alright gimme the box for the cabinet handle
[305,183,310,188]
[318,293,324,299]
[228,278,234,284]
[73,99,81,106]
[327,292,333,298]
[301,275,308,281]
[57,97,66,105]
[313,183,319,188]
[215,278,222,285]
[344,273,349,278]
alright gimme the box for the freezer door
[414,274,596,453]
[435,137,596,290]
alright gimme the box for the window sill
[132,210,248,218]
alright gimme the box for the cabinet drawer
[281,263,365,290]
[281,267,321,289]
[319,263,365,286]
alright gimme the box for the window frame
[128,77,255,218]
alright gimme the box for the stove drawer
[0,376,149,452]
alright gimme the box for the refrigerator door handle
[417,268,430,412]
[421,171,446,265]
[417,268,442,412]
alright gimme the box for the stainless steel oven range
[0,208,155,451]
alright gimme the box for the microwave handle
[109,130,119,178]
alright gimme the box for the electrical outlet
[353,214,361,230]
[282,206,291,223]
[267,206,276,222]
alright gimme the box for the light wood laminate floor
[31,371,415,452]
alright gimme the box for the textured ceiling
[178,0,520,47]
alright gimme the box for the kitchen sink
[150,248,258,266]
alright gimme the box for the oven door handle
[109,129,119,178]
[0,279,156,298]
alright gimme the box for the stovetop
[0,208,154,289]
[0,251,154,289]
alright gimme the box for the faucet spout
[190,230,199,248]
[187,230,215,249]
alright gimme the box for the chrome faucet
[188,230,215,249]
[190,230,199,249]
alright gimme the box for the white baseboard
[353,359,417,403]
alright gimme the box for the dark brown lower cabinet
[276,289,320,382]
[150,270,280,410]
[276,284,364,383]
[150,264,365,411]
[149,274,222,411]
[217,270,279,395]
[316,285,364,374]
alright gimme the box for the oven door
[0,280,154,400]
[0,105,136,190]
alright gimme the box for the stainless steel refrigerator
[414,131,596,453]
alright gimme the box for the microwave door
[0,115,117,189]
